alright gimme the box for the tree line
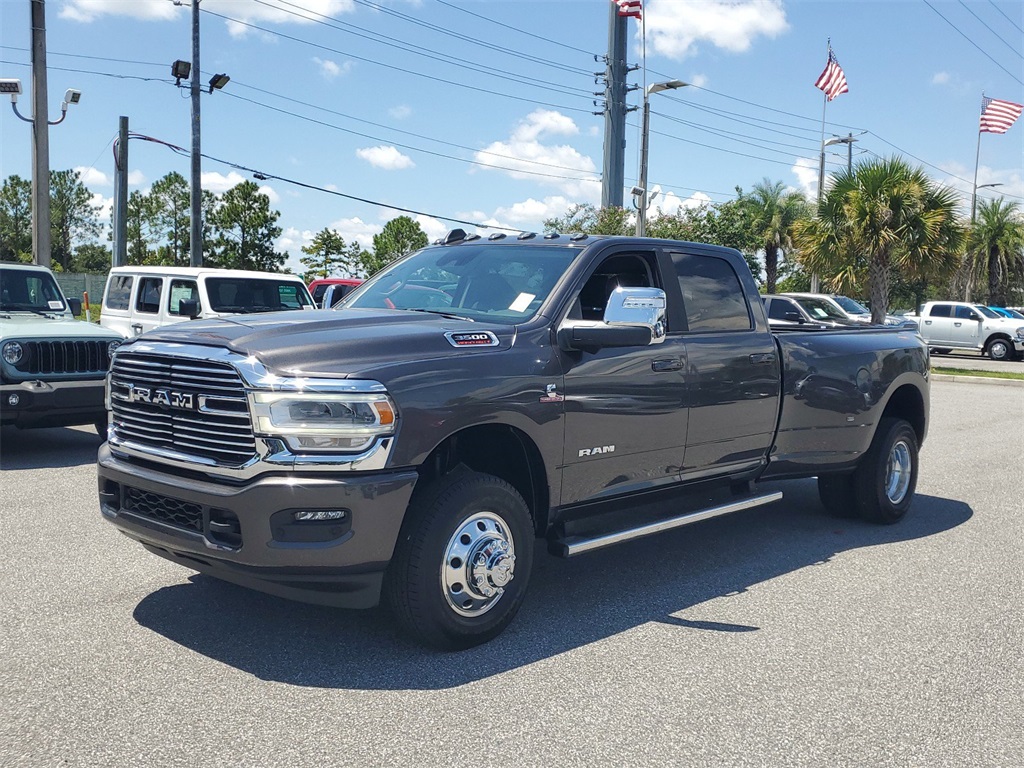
[0,169,430,279]
[2,158,1022,322]
[546,156,1024,321]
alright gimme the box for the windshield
[343,243,582,324]
[0,267,67,313]
[832,295,869,315]
[795,296,848,320]
[206,277,314,313]
[974,305,1000,319]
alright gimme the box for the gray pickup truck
[97,233,929,648]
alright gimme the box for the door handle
[954,322,962,327]
[131,323,143,336]
[749,352,776,364]
[652,358,683,372]
[924,320,932,325]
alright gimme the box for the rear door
[131,276,165,336]
[921,303,954,344]
[666,249,781,479]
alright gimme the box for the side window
[105,275,133,310]
[670,252,752,332]
[569,254,654,321]
[954,306,977,320]
[311,284,328,305]
[929,304,951,318]
[167,280,199,316]
[767,298,794,320]
[135,277,162,314]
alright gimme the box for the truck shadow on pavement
[0,425,103,470]
[132,479,972,690]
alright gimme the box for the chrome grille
[20,340,110,375]
[110,352,256,466]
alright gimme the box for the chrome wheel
[442,512,517,618]
[885,439,912,504]
[988,340,1010,360]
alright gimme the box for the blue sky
[1,0,1022,275]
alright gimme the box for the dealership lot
[1,381,1021,767]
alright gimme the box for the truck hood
[0,313,123,340]
[121,308,516,377]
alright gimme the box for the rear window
[105,275,133,310]
[167,280,199,316]
[928,304,952,317]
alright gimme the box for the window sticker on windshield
[48,300,64,310]
[509,293,535,312]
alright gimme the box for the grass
[931,366,1024,381]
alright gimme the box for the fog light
[293,509,347,522]
[7,394,19,406]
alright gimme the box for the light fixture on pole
[207,73,230,94]
[635,79,689,237]
[971,182,1003,222]
[811,133,856,292]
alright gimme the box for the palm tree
[742,179,808,293]
[796,157,964,323]
[964,199,1024,306]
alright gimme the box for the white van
[99,266,315,338]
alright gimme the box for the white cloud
[201,171,248,193]
[651,189,711,218]
[258,185,280,204]
[389,105,412,120]
[327,216,381,248]
[75,166,110,187]
[645,0,788,60]
[791,157,819,198]
[491,196,573,227]
[690,74,709,88]
[474,110,600,200]
[410,215,448,244]
[90,192,113,224]
[936,162,1024,214]
[313,57,351,79]
[932,72,950,86]
[356,145,415,170]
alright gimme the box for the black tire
[852,417,918,524]
[817,473,858,518]
[986,338,1012,361]
[930,348,951,355]
[385,468,534,650]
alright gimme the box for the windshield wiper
[0,304,58,317]
[405,308,475,322]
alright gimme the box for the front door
[560,250,689,505]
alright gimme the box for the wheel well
[880,384,926,445]
[418,425,550,536]
[984,333,1012,351]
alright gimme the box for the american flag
[814,47,849,101]
[616,0,642,20]
[979,96,1023,134]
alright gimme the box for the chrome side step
[556,491,783,557]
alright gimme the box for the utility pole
[30,0,51,267]
[600,3,628,209]
[113,116,129,267]
[189,0,203,268]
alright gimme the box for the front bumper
[97,444,419,608]
[0,378,107,429]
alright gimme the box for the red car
[308,278,363,308]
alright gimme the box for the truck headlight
[1015,327,1024,341]
[2,341,23,365]
[250,391,396,452]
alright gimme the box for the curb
[930,373,1024,387]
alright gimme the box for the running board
[555,490,783,557]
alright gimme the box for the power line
[922,0,1024,85]
[251,0,595,95]
[199,8,597,116]
[988,0,1024,35]
[127,131,522,232]
[957,0,1023,59]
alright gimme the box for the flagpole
[970,92,984,224]
[811,40,830,293]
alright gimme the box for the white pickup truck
[910,301,1024,361]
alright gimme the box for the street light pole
[189,0,203,268]
[972,182,1003,223]
[635,80,688,237]
[30,0,51,268]
[811,133,858,292]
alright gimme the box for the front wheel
[853,417,919,524]
[385,468,534,650]
[986,338,1012,361]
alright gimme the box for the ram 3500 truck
[98,233,929,649]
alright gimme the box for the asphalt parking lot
[1,379,1021,767]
